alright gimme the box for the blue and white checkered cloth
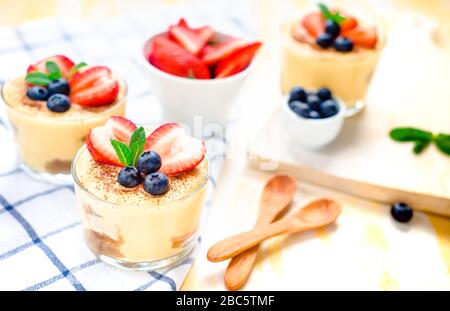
[0,3,254,290]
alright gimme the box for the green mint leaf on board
[434,134,450,156]
[412,140,431,154]
[129,127,146,166]
[389,127,433,142]
[45,61,62,80]
[25,72,52,86]
[67,62,88,79]
[318,3,346,24]
[110,139,132,166]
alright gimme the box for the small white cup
[281,97,346,149]
[142,35,252,129]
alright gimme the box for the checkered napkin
[0,3,254,291]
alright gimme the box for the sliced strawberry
[177,18,188,28]
[340,16,358,31]
[215,42,262,78]
[301,12,325,38]
[69,66,119,106]
[149,36,210,79]
[169,22,214,55]
[145,123,206,175]
[201,38,248,66]
[86,116,137,166]
[27,55,75,77]
[342,26,377,49]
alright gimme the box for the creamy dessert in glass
[1,55,126,184]
[72,117,208,270]
[142,18,262,128]
[281,4,385,115]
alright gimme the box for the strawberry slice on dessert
[201,38,249,66]
[215,42,262,78]
[86,116,137,166]
[27,55,75,77]
[69,66,119,106]
[301,12,325,38]
[169,19,214,55]
[342,26,377,49]
[145,123,206,175]
[149,36,211,79]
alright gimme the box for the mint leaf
[318,3,346,24]
[413,140,431,154]
[110,139,132,166]
[25,72,52,86]
[67,62,88,79]
[45,61,62,80]
[389,127,433,142]
[129,127,146,166]
[434,134,450,156]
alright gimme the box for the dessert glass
[1,78,127,184]
[281,19,385,116]
[72,145,209,271]
[142,34,251,130]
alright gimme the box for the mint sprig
[25,61,88,85]
[110,127,147,166]
[318,3,347,24]
[389,127,450,156]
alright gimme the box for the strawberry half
[86,116,137,166]
[69,66,119,106]
[342,26,378,49]
[27,55,75,77]
[301,12,325,38]
[145,123,206,175]
[215,42,262,78]
[340,16,358,31]
[169,19,214,55]
[149,36,210,79]
[201,38,248,66]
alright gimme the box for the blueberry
[334,37,354,52]
[307,94,321,111]
[391,202,413,223]
[118,166,142,188]
[144,172,169,196]
[26,86,49,101]
[48,78,70,96]
[316,33,334,49]
[307,110,321,119]
[137,151,162,175]
[289,101,310,118]
[317,87,332,101]
[46,94,70,113]
[325,20,340,38]
[289,86,307,103]
[320,100,340,118]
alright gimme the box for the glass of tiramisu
[1,55,126,184]
[72,117,209,270]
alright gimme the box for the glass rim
[71,144,210,208]
[1,75,128,121]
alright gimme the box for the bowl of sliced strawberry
[142,18,262,128]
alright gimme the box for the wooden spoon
[207,199,341,262]
[224,174,296,291]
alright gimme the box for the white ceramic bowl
[142,34,252,129]
[281,97,346,149]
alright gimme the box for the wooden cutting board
[248,18,450,217]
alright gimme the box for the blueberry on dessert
[26,86,49,101]
[289,86,307,103]
[288,86,340,119]
[48,78,70,96]
[118,166,143,188]
[47,94,71,113]
[324,20,340,39]
[334,37,354,52]
[144,172,169,196]
[316,33,333,49]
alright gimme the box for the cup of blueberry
[282,86,345,149]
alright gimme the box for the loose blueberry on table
[25,55,119,112]
[87,118,206,197]
[288,86,339,119]
[391,202,413,223]
[302,3,378,52]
